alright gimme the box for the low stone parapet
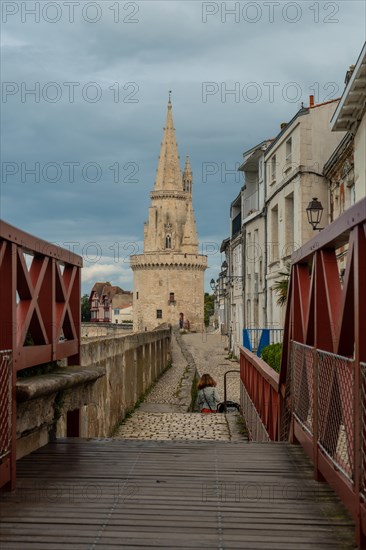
[16,328,171,459]
[16,366,106,402]
[81,322,133,338]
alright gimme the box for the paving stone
[138,403,186,413]
[184,331,240,404]
[113,330,247,443]
[144,330,188,406]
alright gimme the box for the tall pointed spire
[154,94,182,191]
[131,99,207,332]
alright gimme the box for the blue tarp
[243,328,270,357]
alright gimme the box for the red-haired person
[197,374,220,413]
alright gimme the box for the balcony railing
[243,191,259,219]
[243,328,284,356]
[231,213,241,238]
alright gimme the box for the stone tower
[131,97,207,331]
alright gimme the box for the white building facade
[330,43,366,203]
[239,140,272,335]
[264,99,345,329]
[229,192,243,357]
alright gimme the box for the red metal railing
[361,362,366,505]
[0,220,82,490]
[240,197,366,546]
[0,351,12,468]
[240,347,279,441]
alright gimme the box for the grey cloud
[1,0,365,293]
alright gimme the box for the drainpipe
[228,248,232,353]
[263,206,268,328]
[242,223,246,335]
[263,153,268,329]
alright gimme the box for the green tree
[81,294,91,322]
[204,292,215,327]
[272,261,291,307]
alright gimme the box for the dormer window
[271,155,276,183]
[286,138,292,163]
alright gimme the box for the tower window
[136,291,139,299]
[169,292,175,303]
[165,235,172,249]
[156,309,162,319]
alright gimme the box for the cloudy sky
[1,0,365,294]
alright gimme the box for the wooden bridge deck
[0,439,355,549]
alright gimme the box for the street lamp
[219,260,243,286]
[210,278,216,291]
[306,197,324,231]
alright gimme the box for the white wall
[112,306,133,324]
[230,238,244,356]
[265,102,345,329]
[355,113,366,201]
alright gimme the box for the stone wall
[16,328,171,459]
[81,322,133,338]
[132,259,207,332]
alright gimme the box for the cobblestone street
[184,331,241,404]
[114,330,246,442]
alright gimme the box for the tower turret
[182,154,193,194]
[182,201,198,253]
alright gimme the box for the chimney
[280,122,287,130]
[345,64,355,85]
[309,95,315,108]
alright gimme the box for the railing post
[312,346,322,482]
[354,356,362,547]
[354,225,365,547]
[10,243,17,491]
[0,351,13,492]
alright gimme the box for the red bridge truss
[0,220,82,491]
[240,197,366,547]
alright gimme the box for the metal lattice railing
[361,362,366,501]
[279,198,366,544]
[240,382,270,442]
[0,350,12,460]
[291,341,314,436]
[318,350,354,482]
[280,345,293,442]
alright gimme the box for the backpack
[217,401,240,413]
